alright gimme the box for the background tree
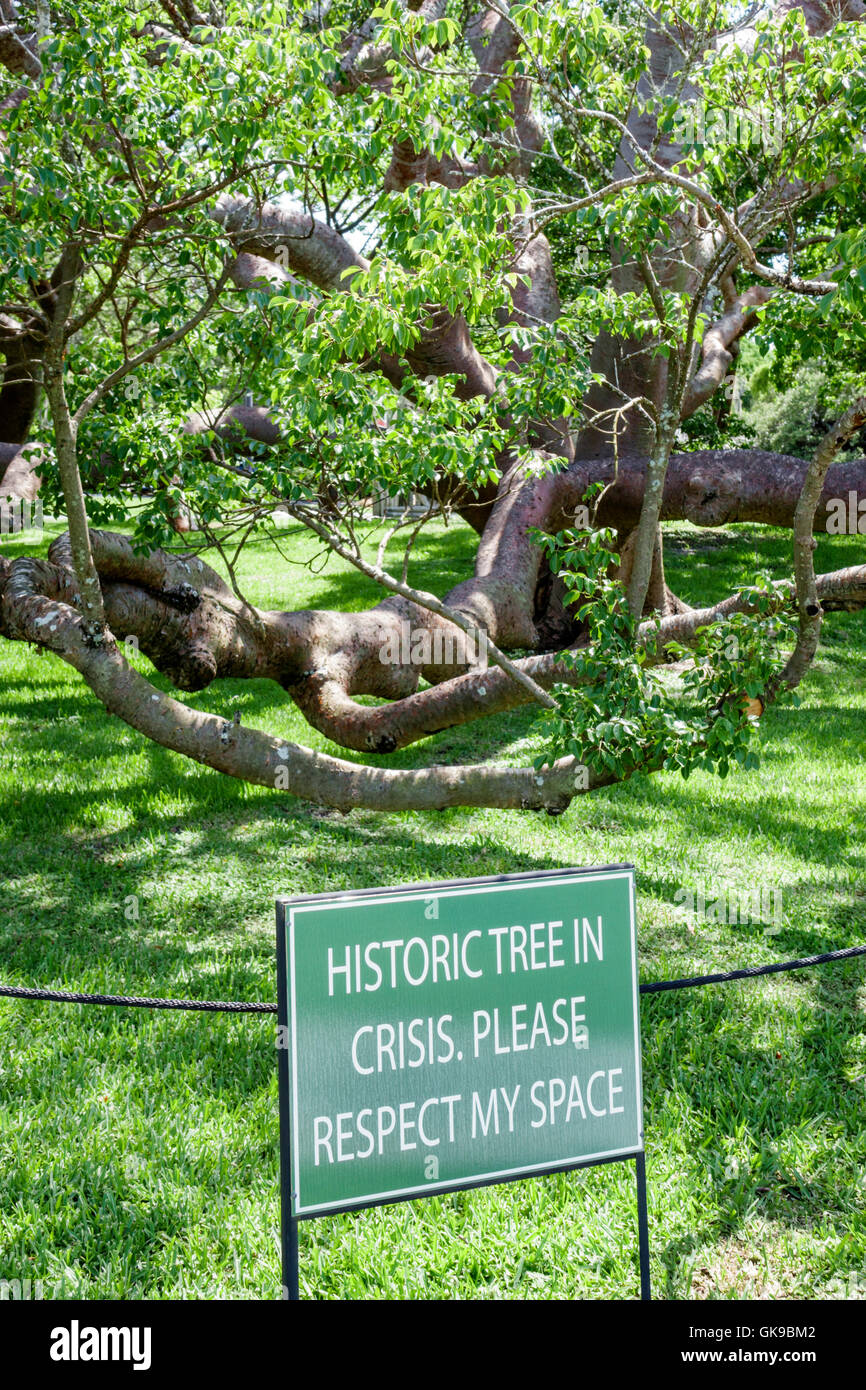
[1,0,865,812]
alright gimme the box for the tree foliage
[1,1,865,812]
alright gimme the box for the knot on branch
[683,471,739,527]
[364,731,398,754]
[162,582,201,614]
[160,643,219,692]
[81,625,111,651]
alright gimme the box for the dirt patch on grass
[691,1233,796,1299]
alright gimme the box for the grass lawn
[0,514,864,1300]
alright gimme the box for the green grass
[0,514,864,1300]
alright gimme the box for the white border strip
[287,870,642,1216]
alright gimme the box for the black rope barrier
[0,984,277,1012]
[638,942,866,994]
[0,943,864,1013]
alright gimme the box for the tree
[1,0,865,813]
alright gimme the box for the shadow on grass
[647,956,866,1297]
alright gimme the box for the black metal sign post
[276,869,651,1301]
[636,1149,651,1300]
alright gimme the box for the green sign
[277,867,642,1218]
